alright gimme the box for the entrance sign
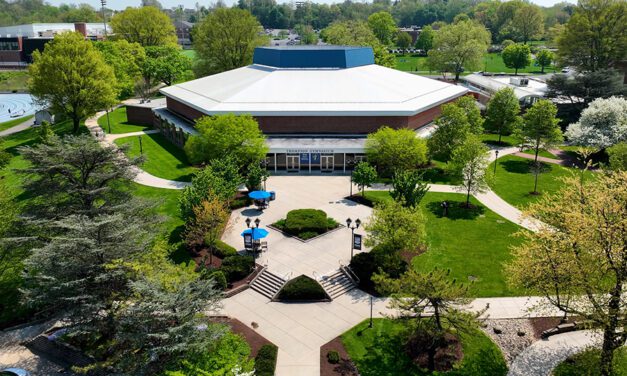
[311,153,320,163]
[353,234,362,250]
[299,153,309,164]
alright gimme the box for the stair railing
[249,265,266,287]
[341,265,360,285]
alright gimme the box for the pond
[0,93,37,123]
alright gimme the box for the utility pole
[100,0,108,38]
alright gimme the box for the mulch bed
[226,318,275,358]
[320,335,359,376]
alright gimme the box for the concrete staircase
[250,268,287,299]
[320,269,357,299]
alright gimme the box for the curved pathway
[508,330,601,376]
[84,109,191,189]
[0,116,34,138]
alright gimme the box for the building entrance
[321,155,334,172]
[286,154,300,172]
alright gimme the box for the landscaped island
[272,209,340,240]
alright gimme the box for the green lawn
[553,347,627,376]
[489,155,595,209]
[0,114,33,132]
[478,133,519,147]
[97,107,150,134]
[342,319,507,376]
[180,49,196,59]
[114,133,197,182]
[0,71,29,92]
[363,191,524,297]
[394,52,559,75]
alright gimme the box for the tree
[28,32,117,133]
[520,100,563,194]
[192,8,267,75]
[373,268,481,372]
[294,24,317,45]
[564,96,627,149]
[506,171,627,376]
[365,126,428,177]
[501,43,531,75]
[184,114,268,167]
[450,135,490,207]
[427,20,491,81]
[321,20,395,68]
[484,87,522,144]
[535,49,554,73]
[18,134,139,218]
[390,170,429,208]
[415,25,434,53]
[179,158,242,220]
[367,11,396,45]
[184,195,230,265]
[112,277,224,374]
[395,31,412,50]
[454,95,483,134]
[245,161,269,191]
[364,199,425,253]
[110,6,177,47]
[351,162,377,198]
[511,3,544,44]
[428,104,471,161]
[95,40,146,99]
[143,45,192,86]
[557,0,627,72]
[607,142,627,171]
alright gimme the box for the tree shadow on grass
[500,159,553,175]
[425,200,485,220]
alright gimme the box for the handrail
[249,265,266,287]
[313,271,319,281]
[341,265,360,285]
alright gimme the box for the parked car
[1,369,31,376]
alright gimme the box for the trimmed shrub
[230,196,252,209]
[221,255,254,283]
[212,240,237,258]
[349,245,408,291]
[327,350,340,364]
[285,209,328,234]
[255,344,278,376]
[207,270,227,290]
[277,275,328,301]
[299,231,319,240]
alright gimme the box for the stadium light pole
[101,0,108,38]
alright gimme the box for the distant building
[138,46,468,173]
[0,22,107,68]
[173,20,194,49]
[398,26,421,45]
[462,73,548,108]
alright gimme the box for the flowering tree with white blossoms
[565,96,627,149]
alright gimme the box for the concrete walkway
[508,330,601,376]
[514,151,570,167]
[0,116,34,138]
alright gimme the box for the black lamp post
[245,217,261,256]
[105,107,111,134]
[346,217,361,260]
[138,135,143,155]
[493,149,499,175]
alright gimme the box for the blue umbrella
[248,190,271,200]
[241,228,269,240]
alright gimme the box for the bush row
[349,245,408,292]
[255,344,278,376]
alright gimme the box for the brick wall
[126,104,157,126]
[165,95,463,134]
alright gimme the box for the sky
[47,0,577,11]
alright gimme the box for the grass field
[114,133,197,182]
[180,49,196,59]
[394,52,558,75]
[342,319,507,376]
[97,107,150,134]
[0,114,33,132]
[553,347,626,376]
[363,191,524,297]
[0,71,29,92]
[489,155,595,209]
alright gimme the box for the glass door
[286,155,300,172]
[321,155,334,172]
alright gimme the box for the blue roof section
[253,46,375,69]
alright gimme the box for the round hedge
[277,275,328,301]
